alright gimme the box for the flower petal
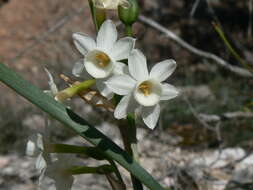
[72,59,84,77]
[85,58,114,79]
[44,68,58,95]
[96,79,114,99]
[111,37,135,61]
[97,20,117,51]
[112,62,129,75]
[35,153,47,172]
[141,104,160,130]
[160,83,179,100]
[134,79,162,107]
[73,32,96,55]
[150,59,176,82]
[105,74,136,95]
[72,59,92,80]
[128,49,149,81]
[114,94,137,119]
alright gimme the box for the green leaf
[0,63,165,190]
[68,164,115,175]
[46,143,106,160]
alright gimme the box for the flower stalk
[118,117,143,190]
[88,0,106,31]
[55,79,96,102]
[125,24,133,36]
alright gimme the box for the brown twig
[199,111,253,122]
[138,15,253,78]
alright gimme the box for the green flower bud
[118,0,139,26]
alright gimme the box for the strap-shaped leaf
[0,63,164,190]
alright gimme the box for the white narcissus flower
[93,0,129,10]
[26,133,50,186]
[45,154,81,190]
[26,134,47,172]
[106,49,179,129]
[72,19,135,99]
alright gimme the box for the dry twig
[199,111,253,122]
[138,15,253,78]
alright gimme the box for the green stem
[118,116,143,190]
[125,24,133,36]
[108,159,125,185]
[45,143,105,160]
[213,22,253,73]
[55,79,96,102]
[68,164,114,175]
[88,0,106,32]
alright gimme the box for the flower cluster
[73,20,179,129]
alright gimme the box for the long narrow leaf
[0,63,165,190]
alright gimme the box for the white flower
[106,49,179,129]
[93,0,129,10]
[72,19,135,98]
[45,154,81,190]
[26,134,47,172]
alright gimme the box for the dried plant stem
[138,15,253,78]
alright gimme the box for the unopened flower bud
[118,0,139,26]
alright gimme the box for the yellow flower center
[138,81,152,96]
[95,52,111,67]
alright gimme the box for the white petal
[111,37,135,60]
[85,51,114,78]
[134,79,162,107]
[128,49,149,81]
[36,153,47,172]
[150,59,176,82]
[73,32,96,55]
[112,62,128,75]
[141,104,160,130]
[26,139,37,156]
[105,74,135,95]
[44,68,58,95]
[96,79,114,99]
[160,83,179,100]
[72,60,84,77]
[97,20,117,51]
[26,134,43,157]
[114,94,136,119]
[72,59,92,80]
[36,134,44,150]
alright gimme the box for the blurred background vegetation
[0,1,253,189]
